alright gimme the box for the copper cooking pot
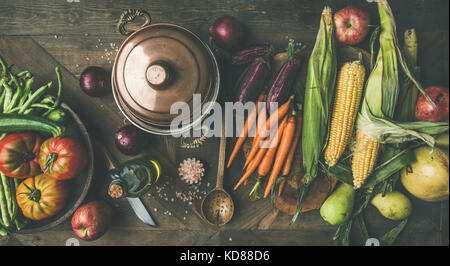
[112,21,220,135]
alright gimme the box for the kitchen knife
[127,197,158,227]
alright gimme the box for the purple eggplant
[235,58,270,104]
[231,44,273,65]
[266,42,300,114]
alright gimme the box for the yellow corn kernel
[324,61,365,167]
[352,130,381,189]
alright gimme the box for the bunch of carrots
[227,93,303,199]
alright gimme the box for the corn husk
[301,6,337,183]
[356,0,447,149]
[395,29,419,122]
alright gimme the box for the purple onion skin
[231,44,272,65]
[114,125,149,156]
[209,16,244,51]
[266,62,299,114]
[80,66,111,97]
[236,60,270,104]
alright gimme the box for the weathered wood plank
[0,0,448,246]
[0,0,448,39]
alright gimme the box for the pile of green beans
[0,173,27,236]
[0,55,64,236]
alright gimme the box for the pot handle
[117,9,152,36]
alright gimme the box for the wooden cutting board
[241,138,337,216]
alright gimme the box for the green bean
[10,178,26,232]
[0,174,12,220]
[31,103,53,109]
[6,74,22,111]
[0,88,5,113]
[16,70,30,78]
[0,175,11,228]
[18,76,34,107]
[0,226,7,237]
[0,56,8,78]
[7,103,53,114]
[23,108,33,115]
[2,81,13,112]
[8,179,22,231]
[18,81,52,114]
[40,95,55,105]
[43,67,62,116]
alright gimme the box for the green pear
[371,191,412,220]
[320,183,355,225]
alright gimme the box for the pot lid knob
[146,61,172,89]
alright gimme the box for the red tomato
[0,132,43,179]
[38,137,87,180]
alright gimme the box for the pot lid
[113,23,219,128]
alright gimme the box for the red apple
[71,201,113,241]
[415,86,449,122]
[334,6,370,45]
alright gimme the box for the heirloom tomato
[16,174,69,220]
[38,137,87,180]
[0,132,43,179]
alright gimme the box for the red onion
[114,125,149,156]
[209,15,244,51]
[79,66,111,97]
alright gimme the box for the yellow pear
[371,191,412,220]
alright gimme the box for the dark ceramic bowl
[17,102,94,234]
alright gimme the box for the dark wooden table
[0,0,448,246]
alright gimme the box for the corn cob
[352,130,380,188]
[351,0,398,188]
[324,61,365,167]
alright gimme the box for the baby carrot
[258,116,288,177]
[234,116,287,191]
[244,96,293,168]
[244,101,267,169]
[227,92,265,168]
[278,112,303,196]
[264,109,297,198]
